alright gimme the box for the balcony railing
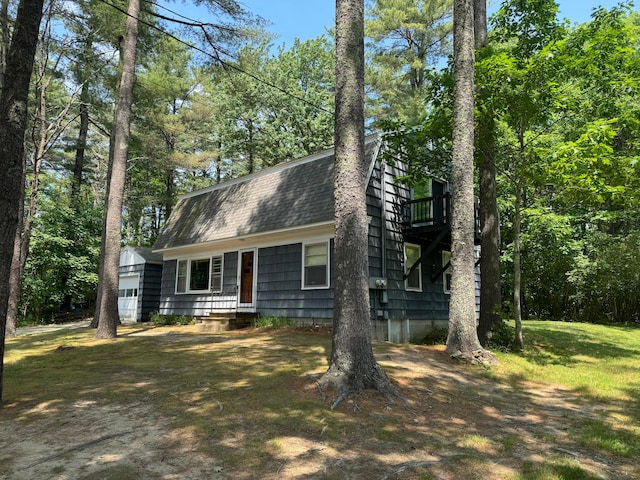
[401,193,480,238]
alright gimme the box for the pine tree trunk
[0,0,9,89]
[446,0,495,364]
[72,79,90,200]
[476,115,501,345]
[0,0,45,404]
[320,0,394,401]
[473,0,502,347]
[6,46,49,334]
[513,176,524,351]
[94,0,140,339]
[6,167,25,338]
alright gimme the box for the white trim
[404,242,423,292]
[442,250,452,295]
[301,240,331,290]
[155,221,334,258]
[175,255,224,295]
[237,248,257,311]
[118,273,140,321]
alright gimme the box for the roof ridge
[178,133,381,201]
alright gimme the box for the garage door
[118,274,139,321]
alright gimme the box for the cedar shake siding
[153,134,471,342]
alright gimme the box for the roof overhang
[153,221,334,259]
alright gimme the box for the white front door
[118,274,139,321]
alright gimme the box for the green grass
[2,321,639,479]
[490,320,640,461]
[493,321,640,402]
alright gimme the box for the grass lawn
[0,320,638,479]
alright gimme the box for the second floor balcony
[401,193,481,244]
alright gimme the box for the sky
[237,0,632,50]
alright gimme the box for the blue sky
[239,0,632,50]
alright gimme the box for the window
[210,256,223,292]
[303,242,329,289]
[176,260,188,293]
[442,250,452,294]
[404,243,422,291]
[175,256,224,294]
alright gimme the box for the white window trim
[175,255,224,294]
[210,255,224,294]
[301,240,330,290]
[404,242,422,292]
[442,250,452,294]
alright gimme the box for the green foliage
[21,177,102,323]
[419,327,449,345]
[150,313,192,326]
[365,0,453,126]
[254,316,291,328]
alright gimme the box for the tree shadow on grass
[2,326,639,480]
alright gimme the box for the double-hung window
[442,250,452,294]
[176,255,224,294]
[303,241,329,289]
[404,243,422,291]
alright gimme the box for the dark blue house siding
[119,262,162,321]
[256,242,334,319]
[159,252,239,317]
[366,160,451,326]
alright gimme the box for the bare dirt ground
[1,327,637,479]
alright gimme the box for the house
[152,134,479,342]
[118,246,163,322]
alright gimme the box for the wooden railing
[401,193,480,235]
[401,194,451,229]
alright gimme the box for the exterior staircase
[195,311,256,333]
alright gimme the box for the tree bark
[0,0,9,90]
[320,0,394,401]
[446,0,494,363]
[473,0,487,49]
[0,0,45,404]
[72,78,90,200]
[6,28,51,334]
[474,0,501,347]
[476,115,501,346]
[94,0,140,339]
[5,163,25,338]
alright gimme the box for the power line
[95,0,334,116]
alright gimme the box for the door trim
[237,248,257,312]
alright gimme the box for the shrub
[150,313,192,326]
[254,316,291,328]
[420,327,449,345]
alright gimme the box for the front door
[239,250,254,306]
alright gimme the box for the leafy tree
[320,0,394,400]
[365,0,453,125]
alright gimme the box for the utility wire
[95,0,334,116]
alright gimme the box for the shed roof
[153,135,381,252]
[120,246,164,266]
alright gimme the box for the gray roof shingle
[153,136,380,251]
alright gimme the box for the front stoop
[195,312,256,333]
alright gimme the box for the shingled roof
[153,135,382,252]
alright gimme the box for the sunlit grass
[493,321,640,402]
